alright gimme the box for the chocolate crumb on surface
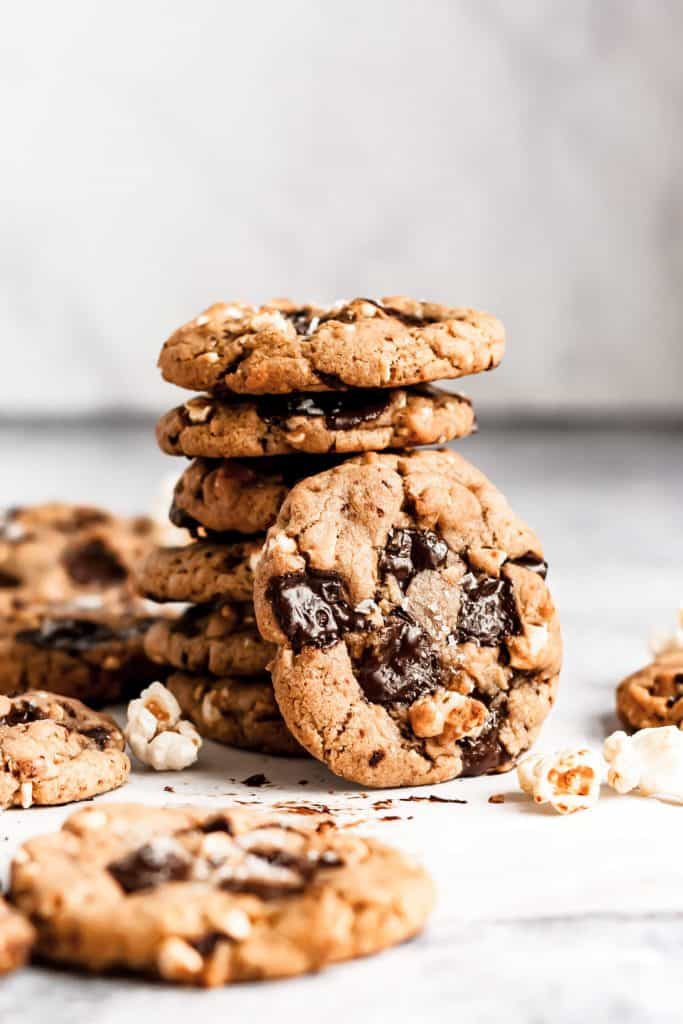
[488,793,505,804]
[241,773,269,787]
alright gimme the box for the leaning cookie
[0,691,129,808]
[144,602,274,677]
[156,387,475,458]
[616,651,683,732]
[254,449,561,788]
[158,296,504,394]
[10,803,434,985]
[0,898,34,975]
[166,672,304,756]
[138,539,263,605]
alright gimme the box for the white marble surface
[0,423,682,1023]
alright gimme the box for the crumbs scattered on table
[488,793,505,804]
[163,785,175,794]
[380,815,401,821]
[373,799,394,810]
[399,795,467,805]
[241,773,270,787]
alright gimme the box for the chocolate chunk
[458,713,506,777]
[16,618,119,653]
[242,773,269,787]
[455,574,521,646]
[61,539,127,585]
[256,390,391,431]
[81,725,112,750]
[172,605,209,638]
[379,528,448,589]
[369,749,385,767]
[199,814,235,835]
[509,553,548,579]
[0,570,20,588]
[267,570,362,652]
[108,842,191,893]
[286,309,319,336]
[357,611,440,706]
[0,701,49,727]
[189,932,224,956]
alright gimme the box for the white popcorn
[126,682,202,771]
[517,747,602,814]
[604,727,683,802]
[650,603,683,657]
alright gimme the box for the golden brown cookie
[0,898,34,975]
[10,803,434,985]
[158,297,504,394]
[138,539,262,605]
[616,651,683,731]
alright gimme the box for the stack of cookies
[146,296,562,785]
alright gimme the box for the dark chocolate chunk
[189,932,224,956]
[0,701,49,728]
[16,618,119,653]
[199,814,235,835]
[171,605,209,638]
[61,538,127,586]
[256,390,391,431]
[0,570,20,588]
[509,553,548,579]
[455,574,521,646]
[267,569,362,652]
[242,773,269,787]
[379,528,448,589]
[458,712,506,777]
[81,725,112,750]
[369,749,385,767]
[107,842,191,893]
[357,611,440,706]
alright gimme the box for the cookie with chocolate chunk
[144,601,274,677]
[0,898,34,975]
[156,387,475,458]
[138,539,263,605]
[11,803,434,985]
[167,672,303,756]
[616,651,683,732]
[158,296,504,395]
[0,691,129,808]
[254,449,561,788]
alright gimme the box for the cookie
[616,651,683,731]
[0,897,34,975]
[156,387,475,459]
[158,296,504,395]
[0,606,161,706]
[170,455,346,539]
[11,802,434,985]
[167,672,303,756]
[138,539,262,605]
[144,601,274,677]
[0,691,129,808]
[254,449,561,788]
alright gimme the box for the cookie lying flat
[144,601,274,677]
[167,672,303,756]
[0,691,129,808]
[156,387,475,459]
[170,455,346,538]
[255,449,562,788]
[138,539,263,605]
[11,803,434,985]
[0,607,160,706]
[158,296,504,395]
[0,897,34,975]
[616,651,683,732]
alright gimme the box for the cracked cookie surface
[616,651,683,731]
[254,449,561,788]
[138,539,263,605]
[156,387,475,458]
[0,897,34,975]
[0,690,129,808]
[10,802,434,985]
[158,296,504,394]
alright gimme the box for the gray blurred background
[2,0,682,419]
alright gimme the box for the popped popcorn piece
[650,603,683,657]
[125,682,201,771]
[604,727,683,801]
[517,747,602,814]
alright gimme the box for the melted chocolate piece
[62,539,127,586]
[0,569,20,588]
[458,714,507,777]
[190,932,224,956]
[81,725,112,750]
[0,701,49,727]
[256,390,391,431]
[108,843,191,893]
[16,618,119,653]
[199,814,235,835]
[242,773,269,787]
[455,574,521,646]
[357,611,440,706]
[267,570,362,652]
[509,553,548,579]
[379,528,448,589]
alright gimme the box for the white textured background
[1,0,682,416]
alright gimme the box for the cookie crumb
[488,793,505,804]
[163,785,175,794]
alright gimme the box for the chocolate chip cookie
[158,296,504,394]
[11,802,434,985]
[167,672,303,756]
[138,538,263,605]
[144,601,274,677]
[616,651,683,731]
[0,691,129,808]
[0,898,34,975]
[254,449,561,788]
[156,387,475,458]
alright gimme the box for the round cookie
[158,296,504,395]
[0,606,161,706]
[138,539,263,605]
[144,601,274,677]
[254,449,561,788]
[167,672,303,756]
[0,897,34,975]
[0,691,129,808]
[11,802,434,985]
[156,387,475,459]
[170,455,346,538]
[616,651,683,731]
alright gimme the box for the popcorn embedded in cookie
[125,681,201,771]
[650,603,683,657]
[517,747,602,814]
[604,727,683,801]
